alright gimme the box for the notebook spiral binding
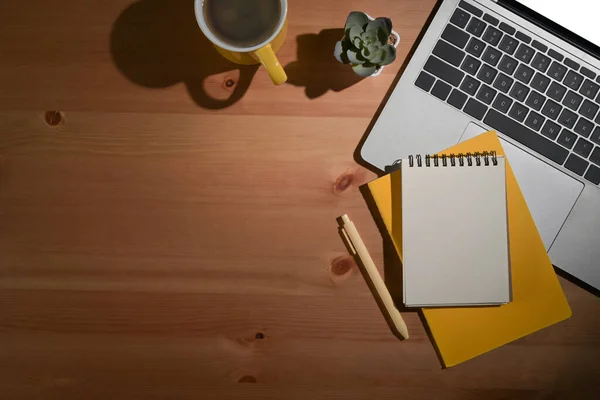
[401,151,498,168]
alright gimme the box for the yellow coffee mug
[194,0,287,85]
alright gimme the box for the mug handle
[253,44,287,85]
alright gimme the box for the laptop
[360,0,600,291]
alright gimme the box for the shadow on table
[360,181,445,365]
[358,182,407,311]
[285,29,365,99]
[110,0,259,109]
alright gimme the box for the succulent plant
[334,11,397,77]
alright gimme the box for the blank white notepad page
[401,156,509,307]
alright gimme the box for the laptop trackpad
[460,123,584,250]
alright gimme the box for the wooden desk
[1,0,599,398]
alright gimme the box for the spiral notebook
[401,152,510,307]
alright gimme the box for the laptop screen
[514,0,600,46]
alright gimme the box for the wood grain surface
[1,0,599,399]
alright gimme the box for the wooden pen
[337,214,409,339]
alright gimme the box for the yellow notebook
[365,131,571,367]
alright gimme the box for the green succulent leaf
[379,44,397,66]
[360,46,369,59]
[361,44,380,60]
[348,24,364,42]
[377,28,389,45]
[345,11,369,32]
[381,17,393,34]
[366,18,391,39]
[363,31,378,45]
[347,48,365,64]
[352,64,378,77]
[333,40,348,64]
[369,48,385,64]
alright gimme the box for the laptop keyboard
[415,0,600,186]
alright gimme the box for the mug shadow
[285,29,365,99]
[110,0,259,109]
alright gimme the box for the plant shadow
[109,0,259,109]
[285,29,365,99]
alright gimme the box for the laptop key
[424,56,465,87]
[558,129,577,149]
[498,22,516,35]
[431,80,452,100]
[481,46,502,66]
[548,49,564,62]
[450,8,471,28]
[459,0,483,17]
[541,120,561,139]
[476,85,497,105]
[591,127,600,145]
[515,64,535,84]
[441,24,469,49]
[493,73,514,93]
[525,91,545,111]
[466,18,487,37]
[433,40,466,67]
[541,99,562,120]
[508,102,529,122]
[483,13,499,26]
[562,90,583,111]
[531,73,551,93]
[510,81,529,102]
[564,58,580,71]
[477,64,498,84]
[531,53,551,73]
[548,62,567,81]
[558,109,578,129]
[585,165,600,185]
[499,36,518,55]
[464,98,488,120]
[547,81,567,102]
[460,75,480,95]
[498,55,518,75]
[515,44,535,63]
[492,93,513,113]
[516,31,531,44]
[415,71,436,92]
[531,40,548,52]
[574,138,594,158]
[596,110,600,126]
[524,111,545,131]
[564,154,589,176]
[447,89,468,109]
[574,117,594,137]
[460,55,482,75]
[580,79,600,99]
[482,26,503,46]
[484,109,569,165]
[466,37,486,57]
[580,66,596,80]
[580,99,599,120]
[563,70,584,91]
[590,147,600,166]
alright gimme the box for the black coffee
[204,0,282,48]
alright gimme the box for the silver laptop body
[361,0,600,290]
